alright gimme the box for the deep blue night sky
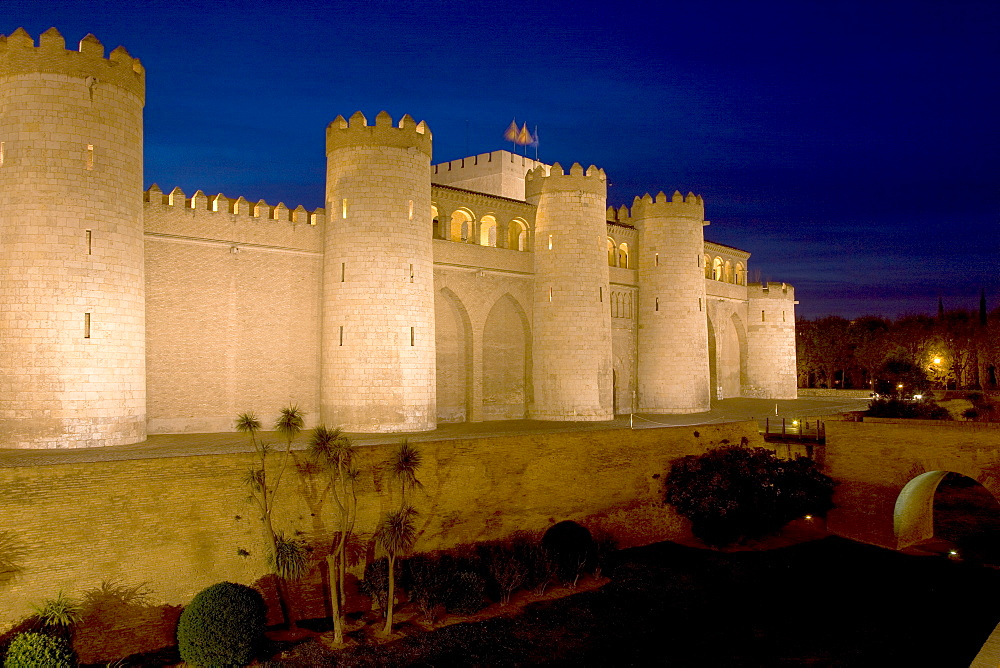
[7,0,999,318]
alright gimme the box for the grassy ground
[274,535,1000,667]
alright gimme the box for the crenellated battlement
[607,204,634,226]
[748,282,796,301]
[144,185,324,226]
[0,27,145,100]
[524,162,606,200]
[630,190,704,221]
[325,110,432,157]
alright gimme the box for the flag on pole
[503,119,519,143]
[516,123,532,146]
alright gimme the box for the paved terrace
[0,396,870,468]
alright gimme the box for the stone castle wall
[0,26,799,447]
[0,420,762,629]
[0,29,147,448]
[142,188,325,433]
[634,192,711,413]
[526,164,614,420]
[745,282,798,398]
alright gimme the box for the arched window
[627,293,632,319]
[704,254,712,279]
[607,238,617,266]
[480,215,498,247]
[431,205,440,239]
[712,257,723,281]
[451,210,472,242]
[724,260,733,283]
[618,243,629,269]
[735,262,746,285]
[507,219,528,251]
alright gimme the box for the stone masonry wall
[144,237,322,433]
[745,282,798,399]
[0,420,762,629]
[322,113,436,432]
[824,419,1000,549]
[0,30,147,448]
[526,164,613,420]
[634,192,711,412]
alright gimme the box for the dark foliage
[283,538,1000,667]
[866,397,952,420]
[873,358,930,397]
[964,392,998,422]
[542,521,594,585]
[3,632,74,668]
[176,581,266,667]
[476,540,530,604]
[358,558,389,616]
[446,572,487,615]
[663,445,836,547]
[402,555,453,623]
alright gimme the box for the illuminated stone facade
[0,28,798,447]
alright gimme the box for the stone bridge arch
[893,467,1000,549]
[824,420,1000,550]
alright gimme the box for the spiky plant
[308,425,358,644]
[375,507,417,636]
[32,591,81,628]
[269,531,309,582]
[391,439,423,504]
[235,406,306,629]
[274,405,305,450]
[234,411,262,451]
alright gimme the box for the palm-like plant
[375,507,417,636]
[308,425,358,644]
[275,405,304,450]
[269,531,309,581]
[234,411,262,450]
[391,439,423,505]
[236,405,306,628]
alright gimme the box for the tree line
[797,296,999,391]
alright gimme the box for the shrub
[542,521,594,585]
[446,571,487,615]
[403,554,454,623]
[3,632,74,668]
[589,535,617,578]
[176,581,266,667]
[866,397,952,420]
[359,557,389,615]
[476,540,529,604]
[523,543,558,595]
[664,445,836,548]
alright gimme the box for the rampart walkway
[0,396,869,467]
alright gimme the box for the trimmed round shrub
[4,632,74,668]
[176,581,266,667]
[542,521,594,582]
[447,571,487,615]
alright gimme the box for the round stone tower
[745,282,798,399]
[525,163,613,420]
[0,28,146,448]
[322,111,436,432]
[634,191,711,413]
